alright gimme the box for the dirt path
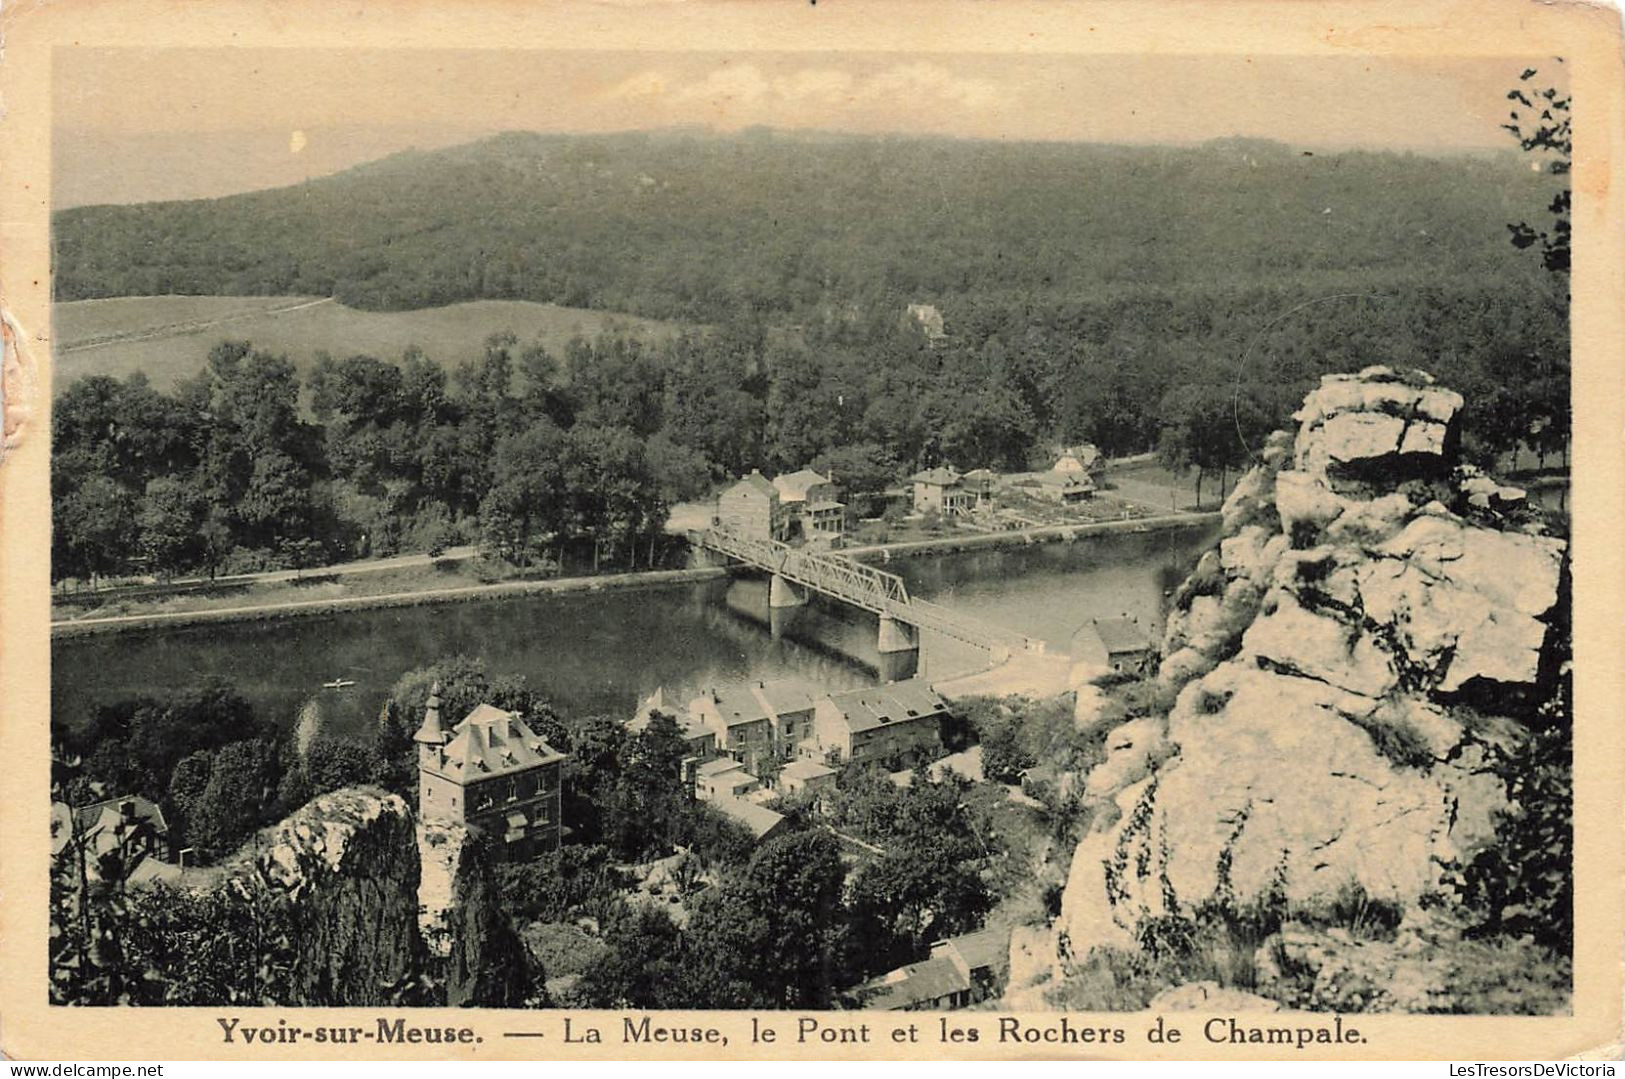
[59,296,335,353]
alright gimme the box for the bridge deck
[690,529,1044,658]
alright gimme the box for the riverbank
[843,511,1219,563]
[51,566,730,638]
[52,511,1218,638]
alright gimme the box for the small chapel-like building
[414,683,566,859]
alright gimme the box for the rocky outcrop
[419,820,536,1007]
[240,787,424,1005]
[214,787,535,1006]
[1051,367,1565,966]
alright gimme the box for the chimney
[120,799,136,821]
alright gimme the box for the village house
[1032,470,1095,503]
[813,678,949,767]
[687,677,820,773]
[961,468,999,510]
[1052,443,1105,477]
[629,687,719,790]
[858,927,1009,1010]
[778,757,838,798]
[629,688,719,758]
[51,795,178,884]
[415,684,566,859]
[715,470,791,542]
[694,757,761,801]
[1072,615,1154,674]
[910,466,973,516]
[773,468,846,543]
[711,796,789,845]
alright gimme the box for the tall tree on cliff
[1503,64,1572,468]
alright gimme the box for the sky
[53,49,1546,207]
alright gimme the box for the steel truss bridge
[689,528,1045,661]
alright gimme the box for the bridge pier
[877,614,920,683]
[768,573,807,639]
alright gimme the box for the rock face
[221,787,533,1006]
[419,820,534,1007]
[1054,368,1565,960]
[247,788,424,1005]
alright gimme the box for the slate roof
[861,956,969,1009]
[750,678,819,717]
[55,796,170,858]
[696,757,751,778]
[910,466,962,487]
[780,758,836,783]
[1056,444,1103,468]
[712,796,786,840]
[773,469,832,502]
[432,704,566,781]
[1089,616,1151,656]
[727,471,778,499]
[693,684,773,728]
[822,679,948,734]
[628,689,714,742]
[935,927,1007,975]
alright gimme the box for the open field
[53,295,692,392]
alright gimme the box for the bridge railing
[690,528,1046,657]
[691,529,909,612]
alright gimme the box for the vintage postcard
[1,0,1621,1064]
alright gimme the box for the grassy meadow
[53,295,690,393]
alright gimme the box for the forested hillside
[51,131,1569,581]
[55,131,1552,321]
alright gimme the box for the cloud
[855,62,1001,110]
[603,70,671,101]
[597,60,1002,123]
[673,64,773,108]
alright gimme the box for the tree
[684,830,851,1007]
[300,735,380,799]
[181,739,287,860]
[136,476,207,579]
[480,421,568,567]
[1504,65,1571,276]
[1502,64,1572,469]
[980,719,1035,784]
[54,475,137,583]
[575,904,686,1008]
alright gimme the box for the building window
[506,778,518,802]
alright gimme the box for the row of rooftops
[726,468,841,504]
[724,445,1102,507]
[858,927,1010,1010]
[634,676,949,734]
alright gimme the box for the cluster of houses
[50,794,180,886]
[909,444,1105,518]
[715,468,847,545]
[626,675,953,842]
[712,444,1108,546]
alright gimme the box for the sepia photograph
[2,0,1621,1064]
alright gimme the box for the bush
[1445,720,1572,952]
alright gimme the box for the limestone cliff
[1049,367,1566,977]
[218,787,535,1006]
[418,819,536,1007]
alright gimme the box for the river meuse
[52,523,1219,738]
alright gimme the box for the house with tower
[413,682,566,859]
